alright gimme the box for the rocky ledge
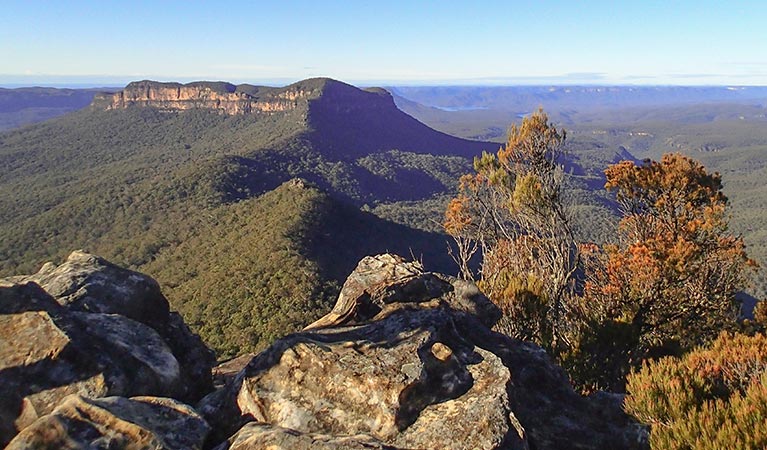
[1,252,647,449]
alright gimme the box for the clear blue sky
[1,0,766,86]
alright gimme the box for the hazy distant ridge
[390,85,767,112]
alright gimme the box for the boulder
[5,250,215,402]
[5,395,209,450]
[0,252,215,446]
[305,254,499,330]
[22,250,170,326]
[0,283,186,446]
[200,254,646,449]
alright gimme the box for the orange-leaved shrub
[625,332,767,449]
[568,154,755,391]
[443,109,577,354]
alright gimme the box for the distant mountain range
[389,85,767,113]
[0,86,115,131]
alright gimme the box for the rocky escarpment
[92,78,394,116]
[95,80,310,114]
[1,252,647,449]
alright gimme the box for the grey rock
[0,252,215,446]
[0,285,186,446]
[22,250,170,326]
[4,250,215,402]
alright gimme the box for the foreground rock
[6,395,209,450]
[18,250,170,325]
[6,250,215,401]
[216,423,396,450]
[0,251,214,446]
[200,254,647,449]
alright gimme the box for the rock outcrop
[19,250,170,325]
[200,254,647,449]
[5,395,209,450]
[1,252,647,449]
[0,251,214,446]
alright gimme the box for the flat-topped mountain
[92,78,489,161]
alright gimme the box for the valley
[2,79,766,359]
[0,78,487,357]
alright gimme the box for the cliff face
[94,80,322,115]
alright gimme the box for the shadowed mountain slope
[141,179,456,357]
[0,78,489,274]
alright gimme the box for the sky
[1,0,766,87]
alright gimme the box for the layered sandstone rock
[95,80,318,115]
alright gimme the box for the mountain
[95,78,488,158]
[0,77,490,356]
[0,86,112,131]
[0,77,490,269]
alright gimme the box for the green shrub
[625,332,767,449]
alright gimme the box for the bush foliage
[625,332,767,449]
[445,111,756,393]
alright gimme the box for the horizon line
[3,79,767,90]
[2,72,767,89]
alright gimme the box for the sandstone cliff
[92,78,394,116]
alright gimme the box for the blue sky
[1,0,766,86]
